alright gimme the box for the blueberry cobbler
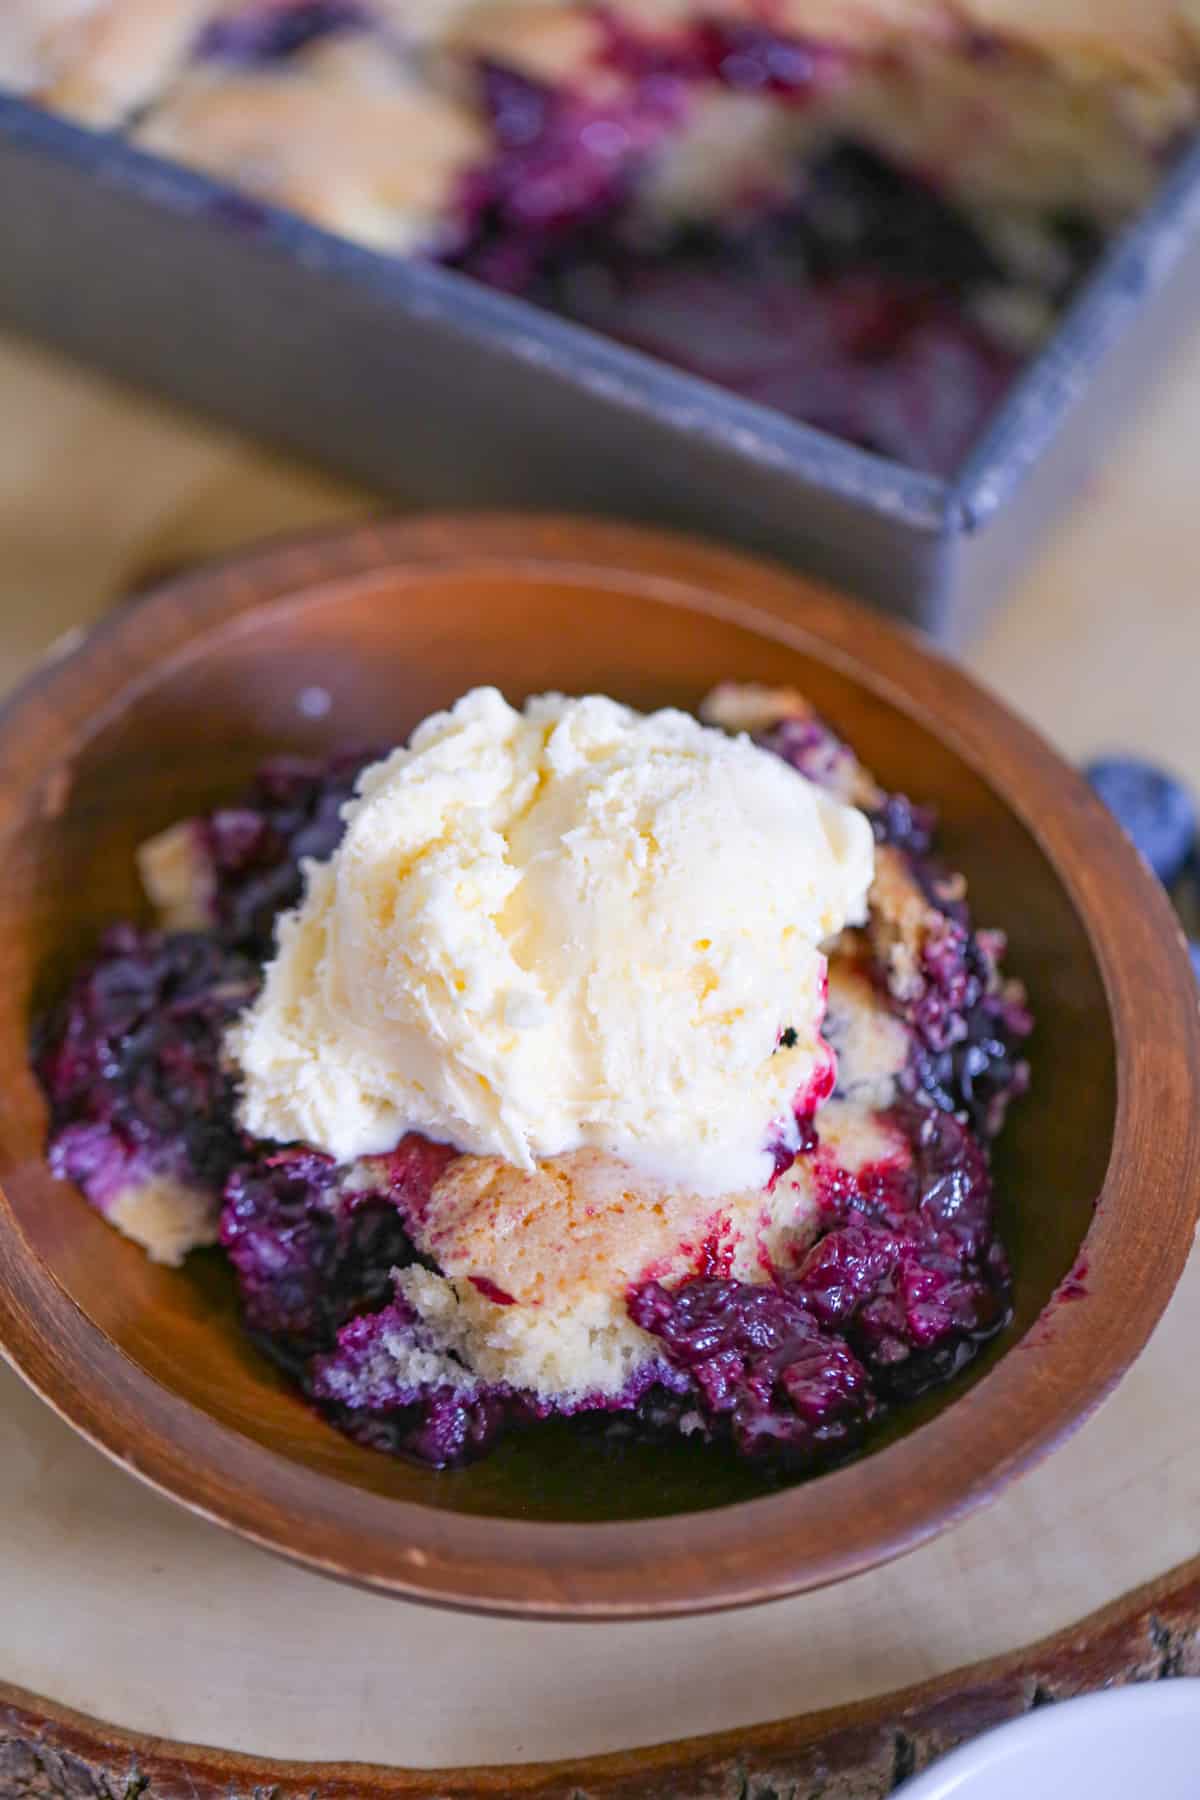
[4,4,1199,473]
[34,683,1031,1473]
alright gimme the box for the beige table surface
[2,327,1199,1770]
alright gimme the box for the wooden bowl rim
[0,513,1196,1620]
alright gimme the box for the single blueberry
[197,1,366,65]
[1189,940,1200,985]
[1084,756,1196,886]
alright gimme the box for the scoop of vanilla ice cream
[227,688,875,1194]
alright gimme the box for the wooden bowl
[0,516,1196,1620]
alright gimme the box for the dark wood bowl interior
[0,516,1195,1616]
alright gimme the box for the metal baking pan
[2,90,1199,646]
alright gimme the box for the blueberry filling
[627,1278,877,1467]
[196,0,368,66]
[200,747,379,955]
[35,729,1027,1473]
[628,1099,1009,1467]
[307,1294,691,1466]
[316,1356,527,1468]
[221,1150,412,1364]
[33,926,257,1213]
[447,61,685,294]
[441,24,1104,475]
[681,22,841,96]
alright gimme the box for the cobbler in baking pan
[4,1,1198,471]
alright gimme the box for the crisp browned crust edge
[4,1551,1200,1798]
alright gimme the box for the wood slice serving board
[3,325,1200,1793]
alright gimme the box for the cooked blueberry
[1085,757,1196,885]
[197,1,366,64]
[1190,941,1200,984]
[34,928,257,1211]
[202,746,379,954]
